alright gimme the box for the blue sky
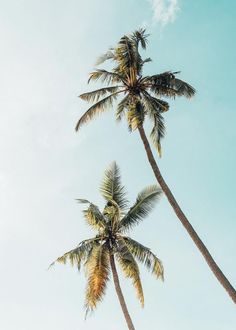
[0,1,235,329]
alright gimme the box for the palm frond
[150,112,165,156]
[79,86,121,103]
[127,101,145,130]
[131,28,149,49]
[50,237,101,271]
[142,57,152,65]
[88,69,123,85]
[100,162,128,210]
[170,78,196,98]
[114,34,143,78]
[85,243,110,314]
[95,50,115,65]
[142,91,169,113]
[146,72,196,99]
[124,237,164,280]
[116,238,144,306]
[75,92,120,131]
[116,94,130,121]
[83,203,107,231]
[119,185,162,231]
[149,114,165,157]
[141,91,167,156]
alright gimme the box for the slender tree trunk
[138,125,236,304]
[110,254,136,330]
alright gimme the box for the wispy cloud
[148,0,180,26]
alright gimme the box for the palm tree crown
[76,28,195,155]
[52,162,163,316]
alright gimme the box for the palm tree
[75,29,236,304]
[51,162,164,330]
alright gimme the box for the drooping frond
[116,94,130,121]
[170,78,196,98]
[88,69,123,85]
[79,86,121,103]
[149,113,165,157]
[51,237,101,271]
[127,100,145,130]
[141,91,166,156]
[85,243,110,314]
[142,91,169,113]
[75,92,120,131]
[123,237,164,280]
[100,162,128,210]
[116,238,144,306]
[119,185,162,231]
[146,72,196,99]
[79,202,106,231]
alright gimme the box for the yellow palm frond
[76,199,107,231]
[85,243,110,314]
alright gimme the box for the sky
[0,0,236,329]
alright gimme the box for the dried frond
[85,243,110,314]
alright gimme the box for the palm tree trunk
[110,254,136,330]
[138,125,236,304]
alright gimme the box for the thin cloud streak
[148,0,180,26]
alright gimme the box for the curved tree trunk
[110,254,136,330]
[138,125,236,304]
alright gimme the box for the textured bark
[110,254,136,330]
[138,125,236,304]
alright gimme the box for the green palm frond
[76,199,106,230]
[88,69,123,84]
[84,204,106,231]
[141,91,166,156]
[116,94,130,121]
[171,78,196,98]
[79,86,121,103]
[142,91,169,113]
[119,185,162,231]
[149,113,165,157]
[51,237,101,271]
[114,33,143,77]
[75,92,120,131]
[146,72,196,99]
[85,243,110,314]
[124,237,164,280]
[116,238,144,307]
[131,28,149,49]
[100,162,128,210]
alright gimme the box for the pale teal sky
[0,1,235,329]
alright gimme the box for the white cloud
[148,0,180,26]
